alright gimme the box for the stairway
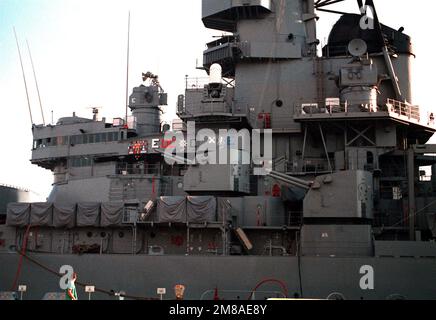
[315,58,325,107]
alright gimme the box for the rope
[387,198,436,229]
[15,249,158,300]
[11,225,32,290]
[247,279,289,300]
[297,229,304,298]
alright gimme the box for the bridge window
[107,132,116,142]
[33,139,43,149]
[70,135,79,145]
[57,136,67,145]
[70,157,93,168]
[35,131,120,149]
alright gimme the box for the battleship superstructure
[1,0,436,300]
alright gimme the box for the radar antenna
[348,39,368,57]
[142,72,164,92]
[87,107,103,121]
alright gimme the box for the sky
[0,0,435,199]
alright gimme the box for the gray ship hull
[1,253,435,300]
[4,0,436,303]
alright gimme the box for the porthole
[87,232,93,238]
[119,231,125,238]
[275,100,283,107]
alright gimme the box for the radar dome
[209,63,222,84]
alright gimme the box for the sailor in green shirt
[66,272,78,300]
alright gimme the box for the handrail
[0,183,31,193]
[182,102,250,118]
[386,99,420,121]
[185,77,235,89]
[295,98,424,123]
[286,158,334,175]
[116,163,161,176]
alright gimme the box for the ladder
[315,58,325,107]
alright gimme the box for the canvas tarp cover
[101,202,124,227]
[6,203,30,227]
[157,197,186,223]
[77,203,101,227]
[53,204,76,228]
[30,203,53,227]
[187,196,216,223]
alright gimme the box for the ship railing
[273,156,287,171]
[0,183,31,192]
[286,158,334,175]
[186,77,209,89]
[295,99,423,123]
[373,213,407,229]
[262,241,290,256]
[205,35,238,49]
[185,101,232,114]
[116,163,161,176]
[182,102,249,118]
[386,99,420,122]
[322,45,351,58]
[185,77,235,90]
[204,39,239,66]
[295,100,375,116]
[294,102,333,116]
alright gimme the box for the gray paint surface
[2,0,436,301]
[1,253,435,300]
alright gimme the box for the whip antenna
[125,11,131,126]
[26,40,46,125]
[13,27,34,126]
